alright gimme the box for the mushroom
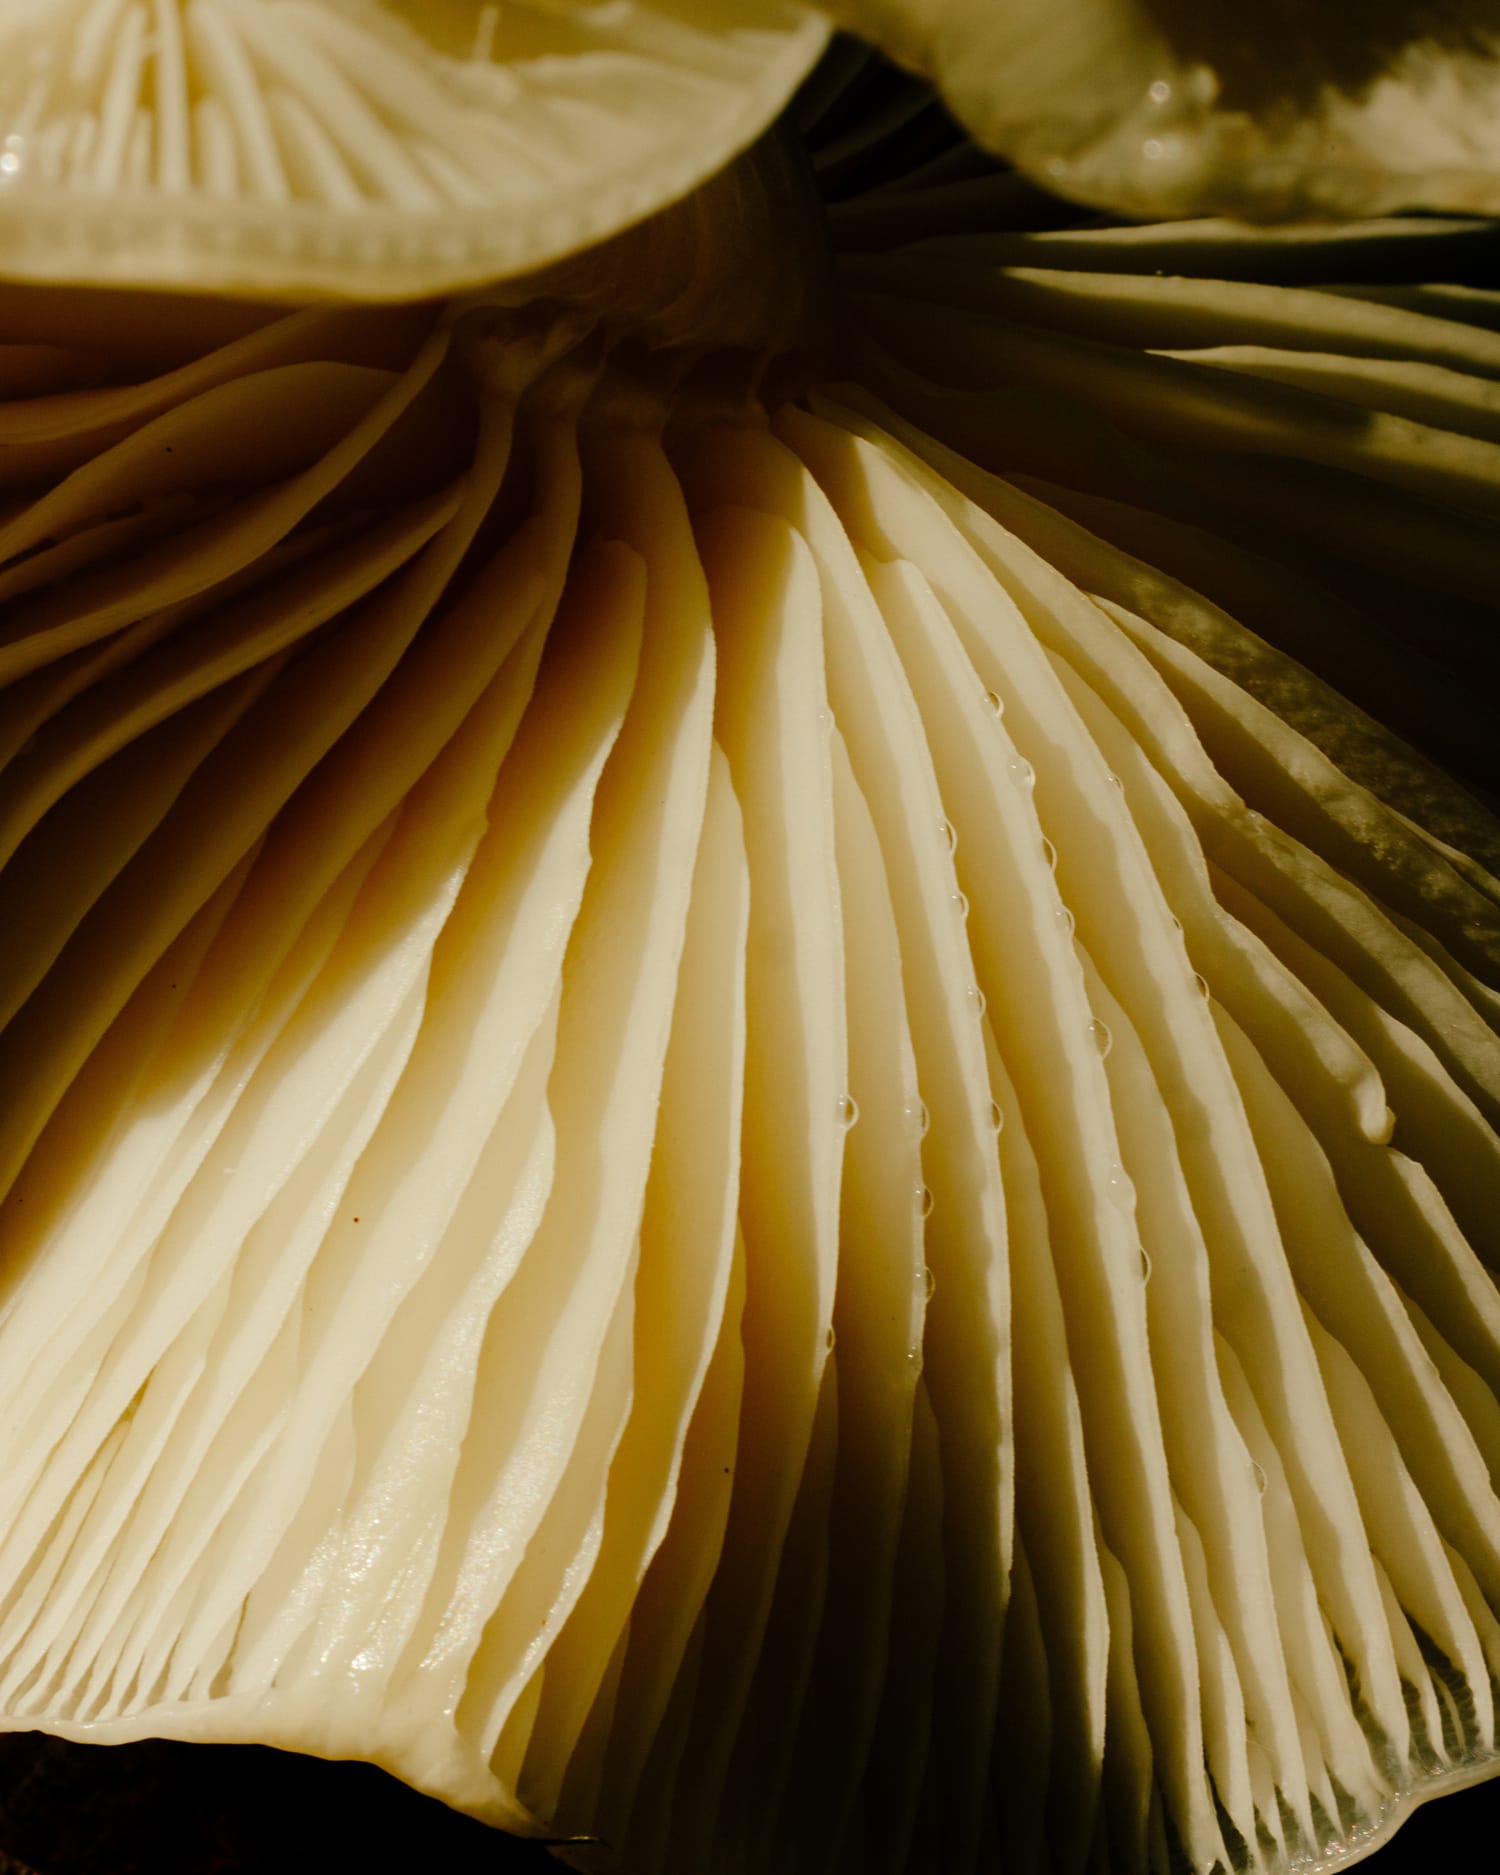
[812,0,1500,222]
[0,8,1497,1875]
[0,0,829,297]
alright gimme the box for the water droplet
[905,1097,931,1140]
[983,689,1005,718]
[1105,1162,1136,1212]
[939,818,957,854]
[1008,755,1036,790]
[923,1265,937,1300]
[817,706,832,727]
[1138,1245,1153,1284]
[906,1347,924,1371]
[825,1325,837,1353]
[1106,770,1125,792]
[837,1094,860,1131]
[988,1099,1004,1134]
[952,890,970,921]
[1089,1017,1113,1060]
[1055,905,1076,938]
[1194,971,1212,1002]
[1251,1459,1268,1498]
[968,983,987,1018]
[1169,914,1184,937]
[918,1184,936,1220]
[1040,836,1058,872]
[1143,137,1165,160]
[1148,78,1172,104]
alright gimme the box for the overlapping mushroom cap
[0,0,828,297]
[820,0,1500,220]
[4,1,1500,304]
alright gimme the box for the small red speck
[353,1216,361,1223]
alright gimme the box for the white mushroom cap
[818,0,1500,221]
[0,0,828,299]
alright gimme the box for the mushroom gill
[0,13,1498,1875]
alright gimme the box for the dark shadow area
[3,1728,1499,1873]
[1360,1770,1500,1873]
[0,1733,557,1875]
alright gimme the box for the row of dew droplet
[890,701,1165,1301]
[1098,1030,1151,1283]
[824,1267,938,1360]
[1021,740,1205,1293]
[927,750,1096,1244]
[1089,993,1155,1285]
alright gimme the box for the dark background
[1,1730,1496,1874]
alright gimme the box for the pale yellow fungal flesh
[0,0,829,298]
[9,0,1500,308]
[0,270,1497,1875]
[817,0,1500,222]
